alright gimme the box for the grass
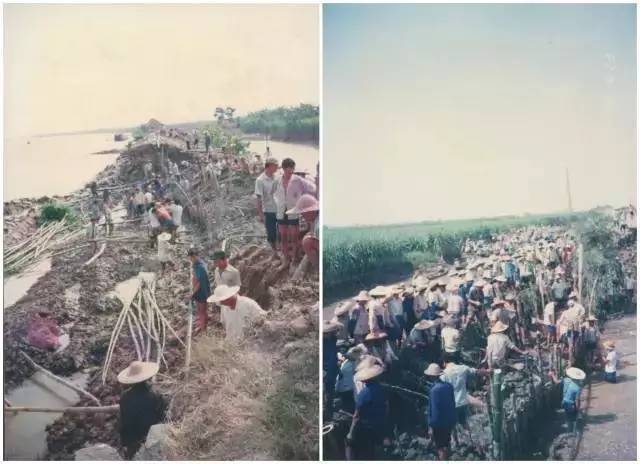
[323,212,590,292]
[38,202,76,226]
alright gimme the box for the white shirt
[441,326,460,353]
[214,264,241,288]
[144,192,154,204]
[414,293,427,317]
[440,363,476,407]
[351,305,369,336]
[486,333,515,368]
[335,359,356,393]
[254,172,279,213]
[543,302,556,325]
[605,350,619,373]
[169,204,183,227]
[273,174,316,220]
[221,296,266,341]
[134,191,146,205]
[368,300,385,332]
[148,210,160,228]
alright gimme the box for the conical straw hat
[117,361,159,384]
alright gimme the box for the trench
[3,258,52,309]
[3,372,89,460]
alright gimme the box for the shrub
[38,202,75,226]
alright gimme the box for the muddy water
[248,140,318,175]
[4,371,89,460]
[4,133,129,201]
[3,258,52,308]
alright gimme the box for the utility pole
[565,168,573,213]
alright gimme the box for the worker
[368,286,390,333]
[212,250,241,288]
[413,283,429,320]
[346,364,387,460]
[602,340,619,383]
[543,301,557,344]
[363,331,397,369]
[485,321,528,369]
[425,363,456,460]
[583,316,600,366]
[287,193,319,268]
[117,361,166,459]
[147,206,162,248]
[350,291,371,344]
[255,157,280,254]
[402,286,417,334]
[335,345,366,413]
[384,287,405,347]
[157,232,174,275]
[332,301,353,341]
[549,367,585,434]
[440,358,491,447]
[188,248,211,335]
[207,284,266,342]
[440,316,461,362]
[323,320,342,419]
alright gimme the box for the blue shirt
[323,336,338,372]
[192,259,211,302]
[427,380,456,429]
[562,378,582,405]
[356,382,386,428]
[403,297,414,317]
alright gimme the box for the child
[603,341,618,383]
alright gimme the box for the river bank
[3,131,319,460]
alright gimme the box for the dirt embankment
[4,138,318,460]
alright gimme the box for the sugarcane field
[322,209,637,460]
[3,119,320,460]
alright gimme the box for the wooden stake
[83,243,106,266]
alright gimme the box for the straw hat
[346,345,367,360]
[117,361,159,384]
[496,276,507,283]
[447,280,461,291]
[403,286,415,296]
[587,315,597,322]
[437,279,447,287]
[474,280,487,288]
[369,285,389,297]
[491,321,509,333]
[429,281,440,290]
[323,320,343,334]
[482,270,492,279]
[207,285,240,303]
[390,286,402,294]
[464,272,475,282]
[566,367,586,381]
[414,320,435,330]
[448,270,458,277]
[364,331,388,342]
[354,290,370,302]
[355,364,384,382]
[356,355,382,372]
[158,232,172,241]
[286,193,319,215]
[424,363,442,377]
[568,291,577,299]
[603,340,616,350]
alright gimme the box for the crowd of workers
[324,224,631,460]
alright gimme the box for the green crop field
[323,212,592,293]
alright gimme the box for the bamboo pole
[490,369,504,460]
[578,243,584,303]
[83,243,106,266]
[4,405,118,414]
[19,351,101,406]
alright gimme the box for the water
[3,132,128,201]
[3,259,52,308]
[4,371,89,460]
[248,140,318,175]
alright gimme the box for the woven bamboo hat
[369,285,389,297]
[603,340,615,350]
[491,321,509,333]
[346,345,367,360]
[323,320,343,334]
[414,320,435,330]
[365,331,388,342]
[117,361,159,384]
[354,290,370,302]
[207,285,240,303]
[334,302,353,317]
[355,364,384,382]
[355,354,383,372]
[566,367,586,381]
[424,363,442,377]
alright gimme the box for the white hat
[566,367,586,381]
[424,363,442,376]
[207,285,240,303]
[414,320,435,330]
[496,275,508,283]
[364,331,388,341]
[346,345,367,360]
[355,364,384,382]
[354,290,370,302]
[491,321,509,333]
[117,361,159,384]
[465,272,475,281]
[334,302,353,317]
[286,193,319,215]
[369,285,389,297]
[158,232,172,241]
[355,355,383,372]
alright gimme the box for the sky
[4,4,318,137]
[324,4,637,227]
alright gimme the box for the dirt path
[576,314,637,460]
